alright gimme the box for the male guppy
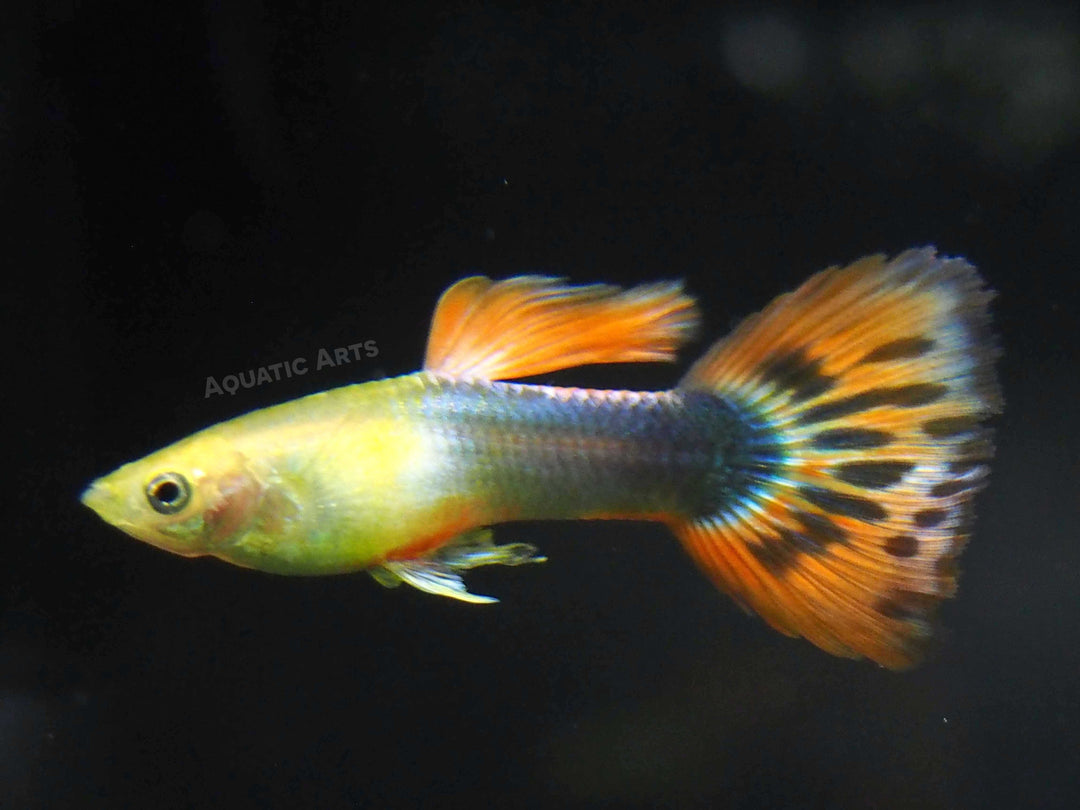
[82,248,1000,669]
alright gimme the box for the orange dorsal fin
[423,275,699,380]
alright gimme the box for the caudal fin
[673,248,1001,669]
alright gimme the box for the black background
[5,3,1079,808]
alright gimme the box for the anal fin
[369,529,546,604]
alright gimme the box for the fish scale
[414,376,763,521]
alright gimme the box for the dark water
[5,3,1079,808]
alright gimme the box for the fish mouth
[80,480,113,517]
[80,480,140,537]
[80,481,139,534]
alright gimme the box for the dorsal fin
[423,275,699,381]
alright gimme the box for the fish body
[82,249,1000,668]
[85,375,745,573]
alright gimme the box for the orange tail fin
[674,248,1001,669]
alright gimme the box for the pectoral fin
[368,529,546,604]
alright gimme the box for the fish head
[81,432,265,560]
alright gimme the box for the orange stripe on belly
[383,497,495,561]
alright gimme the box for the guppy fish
[82,248,1000,669]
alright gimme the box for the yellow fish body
[82,249,1000,668]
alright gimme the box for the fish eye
[145,473,192,515]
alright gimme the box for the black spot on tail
[834,461,913,489]
[760,350,836,403]
[950,438,995,469]
[885,534,919,557]
[748,517,851,574]
[748,533,800,573]
[876,589,938,621]
[797,383,949,424]
[886,383,951,407]
[811,428,894,450]
[800,486,888,522]
[914,508,948,528]
[923,416,981,437]
[795,511,849,545]
[860,337,936,363]
[930,480,968,498]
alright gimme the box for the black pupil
[154,481,181,504]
